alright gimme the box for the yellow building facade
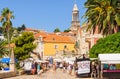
[44,42,75,56]
[34,32,75,57]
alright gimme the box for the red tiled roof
[34,32,75,43]
[44,34,74,43]
[34,32,48,39]
[24,28,37,31]
[24,28,40,32]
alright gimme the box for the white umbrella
[35,60,48,63]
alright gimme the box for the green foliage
[2,27,15,41]
[14,32,36,61]
[53,28,61,33]
[1,8,14,30]
[0,27,2,34]
[84,0,120,35]
[90,32,120,58]
[0,40,8,58]
[17,24,26,32]
[0,8,14,54]
[64,29,71,32]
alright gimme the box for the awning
[98,54,120,64]
[0,58,10,63]
[35,59,48,63]
[0,58,18,63]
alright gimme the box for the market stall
[0,57,17,71]
[98,54,120,78]
[76,58,90,77]
[0,58,17,78]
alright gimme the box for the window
[54,45,58,49]
[64,45,67,49]
[38,37,42,41]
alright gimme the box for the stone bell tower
[69,1,80,31]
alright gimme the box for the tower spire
[73,0,78,11]
[74,0,76,4]
[69,0,80,31]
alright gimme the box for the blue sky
[0,0,86,32]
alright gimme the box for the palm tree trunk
[108,22,113,35]
[114,25,118,33]
[7,29,11,56]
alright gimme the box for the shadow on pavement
[77,74,90,78]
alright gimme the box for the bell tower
[69,0,80,31]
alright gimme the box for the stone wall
[0,71,16,78]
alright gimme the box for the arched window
[64,45,67,49]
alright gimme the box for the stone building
[69,2,103,56]
[33,1,103,59]
[34,32,75,59]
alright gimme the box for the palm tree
[0,8,14,55]
[84,0,120,35]
[0,40,8,58]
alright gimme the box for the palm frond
[115,13,120,26]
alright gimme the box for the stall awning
[0,58,17,63]
[35,59,48,63]
[0,58,10,63]
[98,54,120,64]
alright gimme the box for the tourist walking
[37,63,42,76]
[59,62,63,70]
[53,63,57,72]
[91,61,97,78]
[95,62,100,78]
[73,61,78,77]
[63,62,66,72]
[31,62,36,75]
[68,64,73,75]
